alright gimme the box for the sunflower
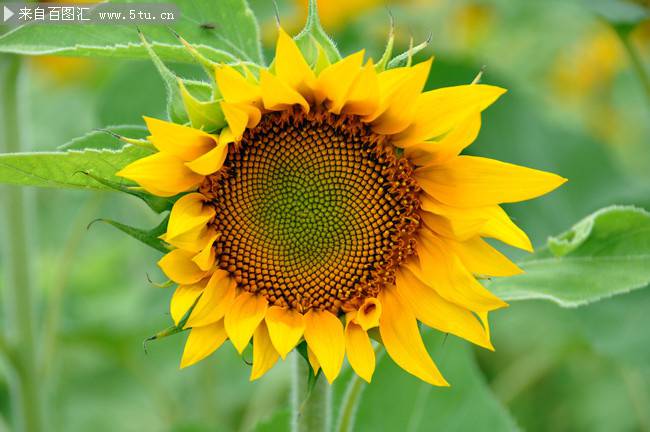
[117,28,565,386]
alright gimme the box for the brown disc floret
[200,108,421,314]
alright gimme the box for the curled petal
[355,297,381,331]
[158,248,208,285]
[165,193,214,240]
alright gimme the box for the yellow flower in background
[118,28,565,385]
[296,0,384,30]
[550,27,623,99]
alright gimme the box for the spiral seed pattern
[200,109,421,314]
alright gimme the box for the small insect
[199,22,217,30]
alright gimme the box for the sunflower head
[117,26,565,385]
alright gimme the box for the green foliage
[584,0,650,27]
[0,145,150,190]
[351,334,517,432]
[89,216,169,253]
[0,0,263,64]
[295,0,342,64]
[487,206,650,307]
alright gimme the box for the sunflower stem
[334,374,365,432]
[0,56,44,432]
[291,353,331,432]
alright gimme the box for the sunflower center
[200,109,421,314]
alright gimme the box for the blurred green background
[1,0,650,431]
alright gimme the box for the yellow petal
[355,298,382,331]
[416,156,567,207]
[224,291,269,353]
[170,280,205,326]
[185,141,229,176]
[443,236,523,277]
[215,65,261,104]
[420,193,532,251]
[315,50,365,111]
[413,228,507,312]
[116,152,203,197]
[303,310,345,383]
[144,116,216,161]
[265,306,305,359]
[307,346,320,374]
[274,27,316,95]
[402,113,481,165]
[250,321,280,381]
[481,206,533,252]
[180,320,227,368]
[378,287,449,386]
[185,270,236,328]
[370,59,433,135]
[191,231,219,271]
[221,101,250,140]
[165,193,214,240]
[395,266,492,350]
[345,321,375,383]
[161,225,209,253]
[260,69,310,112]
[158,249,208,285]
[361,66,413,122]
[392,85,506,147]
[341,60,379,116]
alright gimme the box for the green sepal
[88,216,169,253]
[79,170,175,214]
[137,29,188,124]
[375,21,395,72]
[313,37,332,74]
[169,28,220,81]
[296,341,323,393]
[386,34,432,69]
[143,295,200,352]
[179,80,227,133]
[294,0,342,65]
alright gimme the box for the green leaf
[583,0,650,27]
[353,334,517,431]
[0,0,264,64]
[0,145,150,190]
[294,0,342,64]
[89,216,168,253]
[81,170,175,214]
[137,29,188,124]
[59,125,148,151]
[179,80,227,132]
[486,206,650,307]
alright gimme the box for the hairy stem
[291,354,331,432]
[334,374,365,432]
[0,56,43,432]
